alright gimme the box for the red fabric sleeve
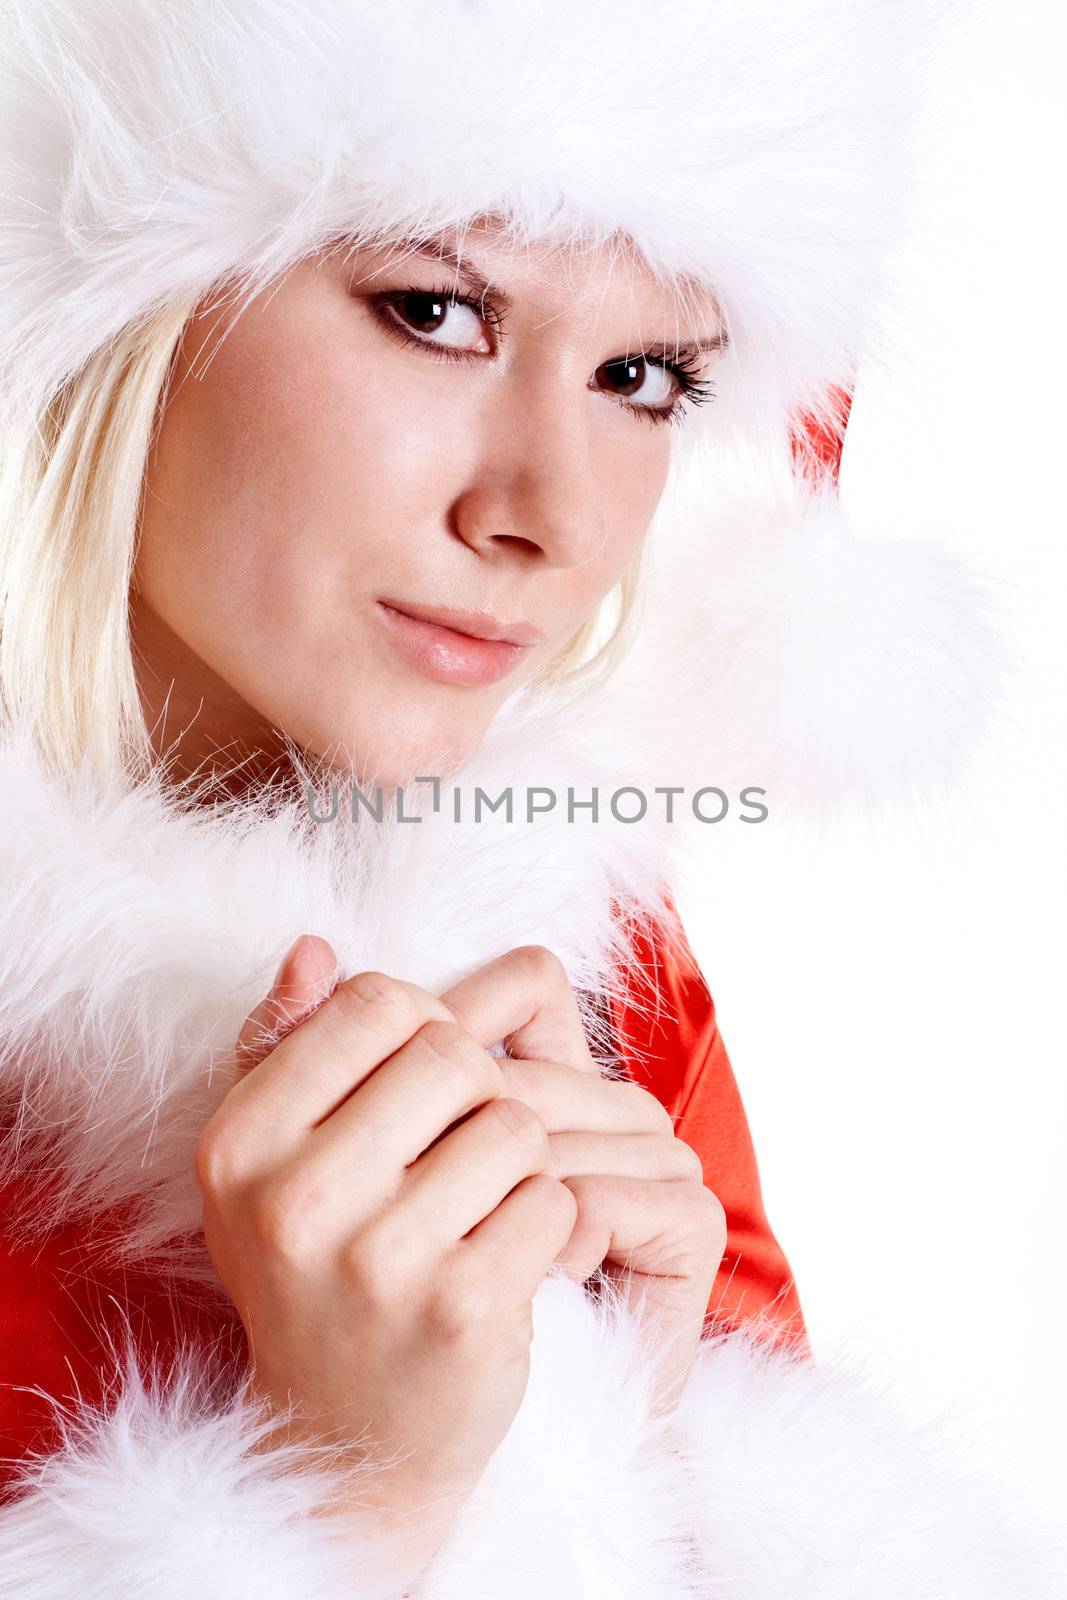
[1,906,808,1496]
[0,1179,244,1498]
[605,899,809,1355]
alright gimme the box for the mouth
[374,599,542,688]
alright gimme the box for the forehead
[340,216,725,344]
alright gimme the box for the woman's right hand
[194,934,577,1579]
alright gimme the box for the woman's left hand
[440,944,727,1408]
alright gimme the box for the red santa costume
[0,1,1058,1595]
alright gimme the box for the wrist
[316,1475,477,1591]
[240,1385,478,1588]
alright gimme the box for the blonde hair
[0,299,646,794]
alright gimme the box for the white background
[679,0,1066,1516]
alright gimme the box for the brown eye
[385,291,491,353]
[594,355,675,409]
[396,291,450,333]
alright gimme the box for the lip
[374,599,540,688]
[379,598,544,646]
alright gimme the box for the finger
[459,1173,579,1304]
[498,1057,673,1135]
[396,1096,551,1250]
[299,1018,505,1185]
[223,970,454,1153]
[235,935,339,1074]
[563,1174,727,1287]
[547,1131,702,1183]
[440,944,596,1071]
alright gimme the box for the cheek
[135,287,468,686]
[583,419,671,593]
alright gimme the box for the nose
[450,384,607,570]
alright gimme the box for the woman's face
[132,220,723,789]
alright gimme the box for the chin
[291,691,496,791]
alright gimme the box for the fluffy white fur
[0,0,1006,814]
[0,7,1049,1590]
[0,1357,413,1599]
[644,458,1009,821]
[2,1277,1059,1597]
[0,677,682,1271]
[0,708,1062,1597]
[0,0,961,441]
[0,445,1009,1273]
[676,1325,1062,1597]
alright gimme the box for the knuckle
[509,943,568,990]
[250,1173,320,1262]
[340,1218,411,1301]
[485,1095,548,1154]
[414,1017,469,1056]
[673,1138,706,1180]
[411,1019,492,1086]
[425,1261,498,1342]
[625,1083,675,1134]
[194,1117,241,1195]
[529,1171,579,1228]
[332,970,414,1028]
[698,1186,728,1247]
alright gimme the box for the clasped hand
[195,934,726,1583]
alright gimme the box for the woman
[0,2,1056,1596]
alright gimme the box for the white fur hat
[0,0,994,813]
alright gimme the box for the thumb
[235,934,338,1074]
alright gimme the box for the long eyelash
[616,348,718,429]
[369,288,716,426]
[369,282,506,361]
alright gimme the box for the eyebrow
[387,236,504,307]
[383,233,730,355]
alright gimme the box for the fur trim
[0,14,1041,1568]
[0,426,1009,1262]
[644,463,1008,820]
[0,0,961,438]
[2,1274,1060,1598]
[0,685,686,1270]
[0,679,1059,1595]
[0,0,1005,814]
[415,1274,696,1598]
[0,1350,427,1598]
[677,1326,1063,1597]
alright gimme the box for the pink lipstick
[374,599,541,687]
